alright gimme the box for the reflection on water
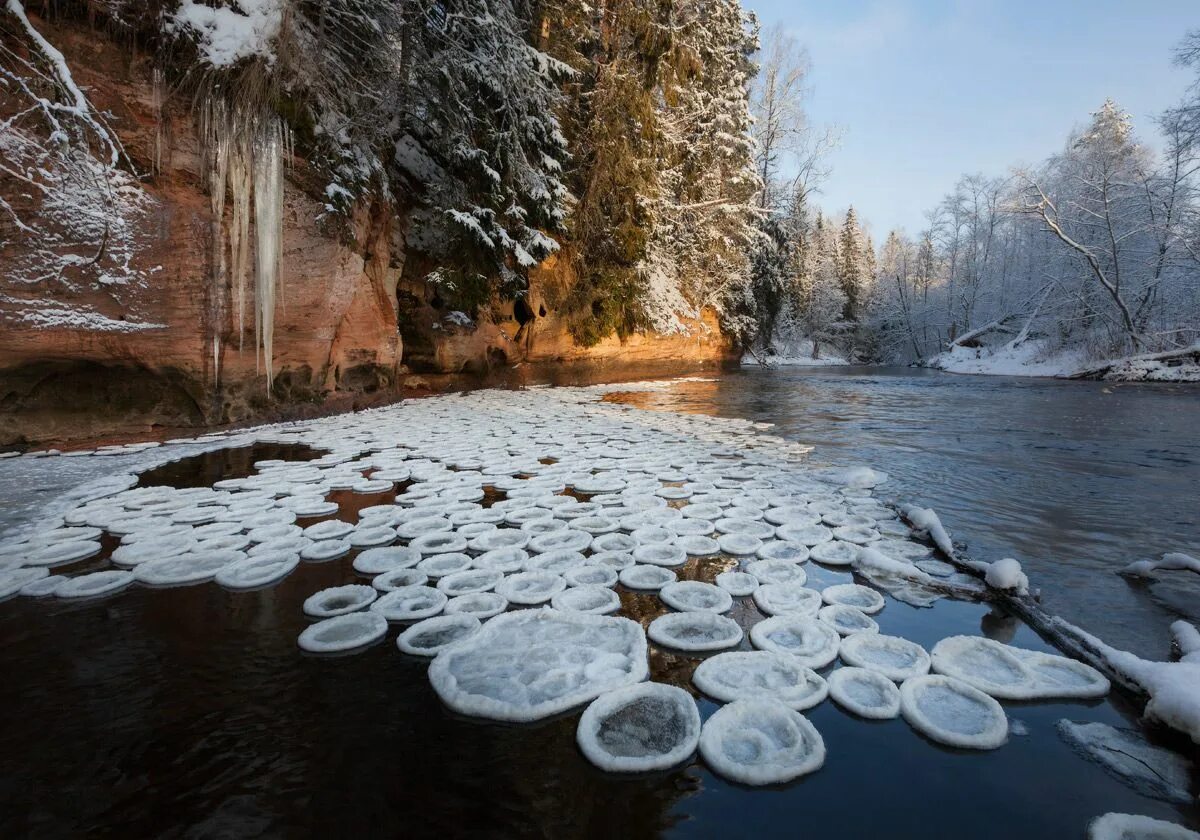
[607,368,1200,658]
[2,385,1199,838]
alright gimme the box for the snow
[698,698,826,786]
[298,612,388,654]
[659,581,734,614]
[427,609,648,723]
[397,615,482,657]
[742,339,850,368]
[302,584,377,618]
[1121,552,1200,579]
[749,616,840,669]
[927,340,1086,378]
[929,340,1200,383]
[899,675,1009,750]
[1057,720,1194,803]
[647,612,743,652]
[899,505,956,560]
[170,0,283,68]
[1088,813,1200,840]
[1173,621,1200,664]
[828,667,901,720]
[984,558,1029,593]
[576,683,701,773]
[1058,621,1200,745]
[692,651,828,710]
[839,634,931,682]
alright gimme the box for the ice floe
[619,565,676,591]
[839,633,931,682]
[427,609,648,722]
[135,551,241,587]
[749,616,840,668]
[821,583,885,614]
[699,698,826,785]
[659,581,733,613]
[648,612,743,652]
[369,585,447,621]
[577,682,701,772]
[397,614,482,656]
[693,651,828,710]
[495,571,567,605]
[817,604,879,636]
[715,571,758,596]
[1087,813,1200,840]
[931,636,1109,700]
[899,674,1008,750]
[303,584,377,618]
[298,611,389,654]
[828,667,901,719]
[215,552,299,590]
[1058,720,1195,803]
[752,584,822,617]
[445,592,508,619]
[54,570,135,599]
[352,546,421,576]
[551,585,622,614]
[746,559,808,586]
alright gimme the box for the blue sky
[745,0,1198,237]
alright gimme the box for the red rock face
[0,15,734,447]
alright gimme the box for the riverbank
[926,340,1200,382]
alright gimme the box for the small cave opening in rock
[538,304,547,318]
[514,297,534,326]
[430,291,445,310]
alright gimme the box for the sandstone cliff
[0,14,735,447]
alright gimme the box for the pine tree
[837,206,866,320]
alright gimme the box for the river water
[0,369,1197,838]
[608,366,1200,659]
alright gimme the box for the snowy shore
[925,340,1200,382]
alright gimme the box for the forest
[2,1,1199,374]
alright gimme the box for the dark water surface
[1,375,1199,838]
[609,367,1200,659]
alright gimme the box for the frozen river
[0,373,1196,838]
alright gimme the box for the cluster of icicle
[200,96,290,392]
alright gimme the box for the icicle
[152,68,164,177]
[213,335,220,385]
[253,117,284,394]
[229,136,252,350]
